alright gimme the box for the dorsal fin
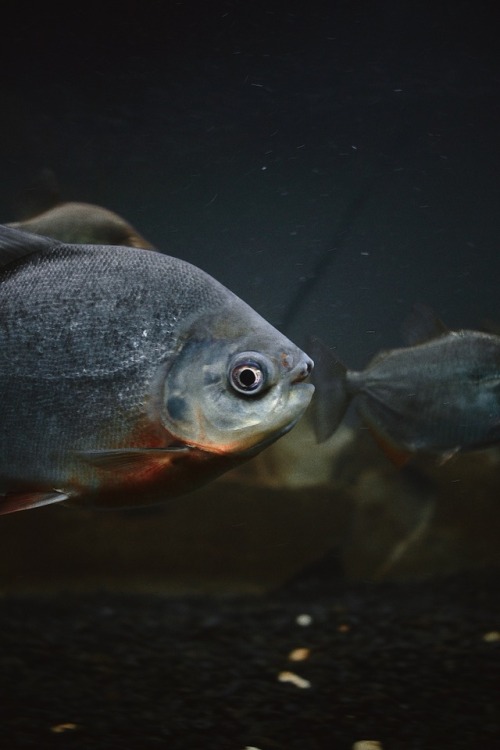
[0,224,60,268]
[401,303,449,346]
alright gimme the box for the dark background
[2,0,499,368]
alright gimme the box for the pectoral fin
[0,490,69,516]
[76,446,191,471]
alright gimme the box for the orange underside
[364,421,412,468]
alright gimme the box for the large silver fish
[309,305,500,466]
[0,225,313,514]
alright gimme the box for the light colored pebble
[277,670,311,689]
[50,723,79,734]
[288,647,311,661]
[483,631,500,642]
[296,613,313,626]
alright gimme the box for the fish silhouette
[309,304,500,466]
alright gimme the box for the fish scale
[1,247,216,376]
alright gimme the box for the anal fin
[0,490,69,516]
[365,422,413,468]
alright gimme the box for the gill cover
[159,330,313,454]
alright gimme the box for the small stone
[50,723,79,734]
[296,613,312,626]
[483,631,500,642]
[278,670,311,689]
[288,647,311,661]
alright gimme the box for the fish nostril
[292,358,313,383]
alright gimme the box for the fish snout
[291,355,314,383]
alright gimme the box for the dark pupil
[239,367,257,388]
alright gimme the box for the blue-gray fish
[309,305,500,466]
[0,225,313,514]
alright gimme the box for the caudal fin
[307,335,351,443]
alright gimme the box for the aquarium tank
[0,2,498,748]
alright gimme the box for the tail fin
[307,335,351,443]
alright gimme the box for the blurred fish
[309,304,500,466]
[0,225,313,514]
[8,202,154,249]
[8,168,153,249]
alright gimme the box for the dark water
[1,2,499,747]
[2,0,499,364]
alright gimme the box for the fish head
[155,308,314,456]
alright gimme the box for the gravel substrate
[0,570,498,749]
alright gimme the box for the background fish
[8,201,154,249]
[0,225,313,514]
[309,305,500,466]
[7,168,153,249]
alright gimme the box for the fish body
[0,225,313,514]
[309,309,500,464]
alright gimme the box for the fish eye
[229,353,269,396]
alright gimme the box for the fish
[7,168,154,250]
[308,304,500,466]
[0,224,314,515]
[8,201,154,249]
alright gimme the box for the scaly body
[0,226,313,512]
